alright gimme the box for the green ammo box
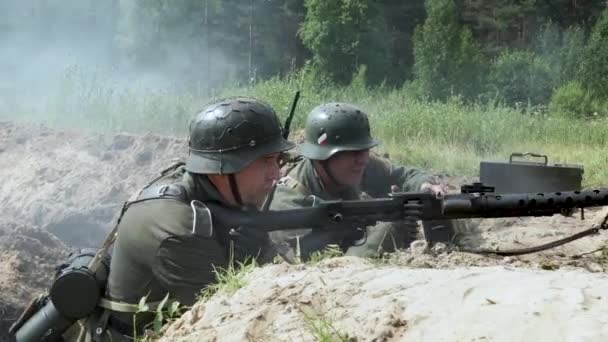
[479,152,584,194]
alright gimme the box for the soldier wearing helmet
[270,102,450,259]
[63,97,293,340]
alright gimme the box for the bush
[488,50,555,106]
[299,0,389,85]
[549,81,593,118]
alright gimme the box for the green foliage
[308,245,344,264]
[534,21,562,78]
[581,9,608,97]
[533,0,606,31]
[412,0,485,101]
[8,68,608,188]
[458,0,537,54]
[535,22,562,60]
[549,81,595,118]
[559,26,586,83]
[378,0,426,83]
[533,22,587,88]
[198,258,257,301]
[160,297,181,325]
[299,0,389,85]
[4,0,608,91]
[130,260,256,339]
[132,293,183,341]
[300,307,351,342]
[488,50,555,106]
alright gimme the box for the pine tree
[299,0,390,84]
[581,8,608,96]
[379,0,426,83]
[535,0,605,31]
[413,0,485,100]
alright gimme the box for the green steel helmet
[300,102,379,160]
[186,97,295,174]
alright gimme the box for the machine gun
[208,183,608,238]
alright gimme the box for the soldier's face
[235,152,282,207]
[326,149,370,187]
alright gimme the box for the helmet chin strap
[228,174,243,206]
[319,159,343,191]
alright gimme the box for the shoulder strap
[111,184,189,216]
[277,175,312,197]
[134,184,189,203]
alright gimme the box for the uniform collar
[183,170,259,211]
[182,170,229,205]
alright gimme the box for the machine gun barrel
[441,188,608,218]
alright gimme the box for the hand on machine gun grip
[228,226,271,263]
[403,200,423,229]
[420,182,447,199]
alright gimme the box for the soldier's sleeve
[268,182,315,244]
[268,181,348,259]
[361,154,436,197]
[115,200,227,306]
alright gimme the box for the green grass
[198,259,257,301]
[307,245,344,264]
[300,306,352,342]
[3,66,607,187]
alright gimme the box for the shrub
[549,81,593,118]
[488,50,555,106]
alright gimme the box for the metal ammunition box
[480,152,584,194]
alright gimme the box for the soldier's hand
[228,227,271,263]
[420,182,447,198]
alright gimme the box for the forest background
[1,0,607,186]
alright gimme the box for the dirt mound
[0,121,187,248]
[159,209,608,340]
[0,219,68,336]
[159,208,608,341]
[158,196,608,340]
[0,121,188,335]
[161,257,608,341]
[455,206,608,265]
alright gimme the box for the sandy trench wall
[160,257,608,342]
[0,121,187,337]
[0,121,188,247]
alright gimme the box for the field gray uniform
[66,98,294,340]
[270,103,440,259]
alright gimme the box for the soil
[0,121,186,338]
[0,121,187,247]
[160,256,608,342]
[0,219,67,337]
